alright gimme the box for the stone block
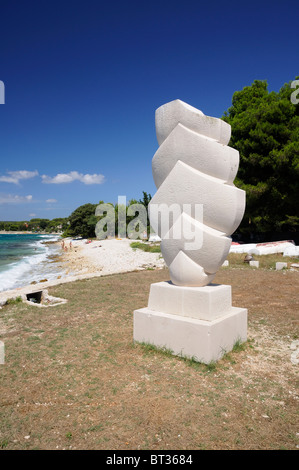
[148,281,232,321]
[249,260,259,268]
[290,263,299,271]
[134,281,247,364]
[134,306,247,364]
[276,262,288,270]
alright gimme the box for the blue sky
[0,0,297,221]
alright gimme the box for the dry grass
[0,264,298,450]
[227,252,298,270]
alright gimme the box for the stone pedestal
[249,260,259,268]
[133,282,247,364]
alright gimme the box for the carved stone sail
[149,99,245,287]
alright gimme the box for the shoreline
[0,238,165,305]
[0,232,63,293]
[1,235,297,302]
[0,231,60,235]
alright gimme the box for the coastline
[0,238,165,305]
[0,232,63,293]
[0,231,60,235]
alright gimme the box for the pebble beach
[59,237,165,277]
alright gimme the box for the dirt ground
[0,264,298,450]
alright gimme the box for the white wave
[40,234,61,241]
[0,240,64,292]
[0,252,47,292]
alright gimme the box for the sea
[0,233,65,292]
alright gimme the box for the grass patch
[232,338,247,353]
[136,341,174,357]
[0,440,9,449]
[227,252,299,270]
[130,241,161,253]
[0,268,298,450]
[5,296,23,305]
[136,339,248,373]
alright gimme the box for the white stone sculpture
[134,100,247,364]
[149,99,245,286]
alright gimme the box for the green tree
[63,203,98,238]
[139,191,152,209]
[223,78,299,235]
[29,218,50,231]
[139,191,152,235]
[47,218,68,232]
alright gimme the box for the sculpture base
[133,282,247,364]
